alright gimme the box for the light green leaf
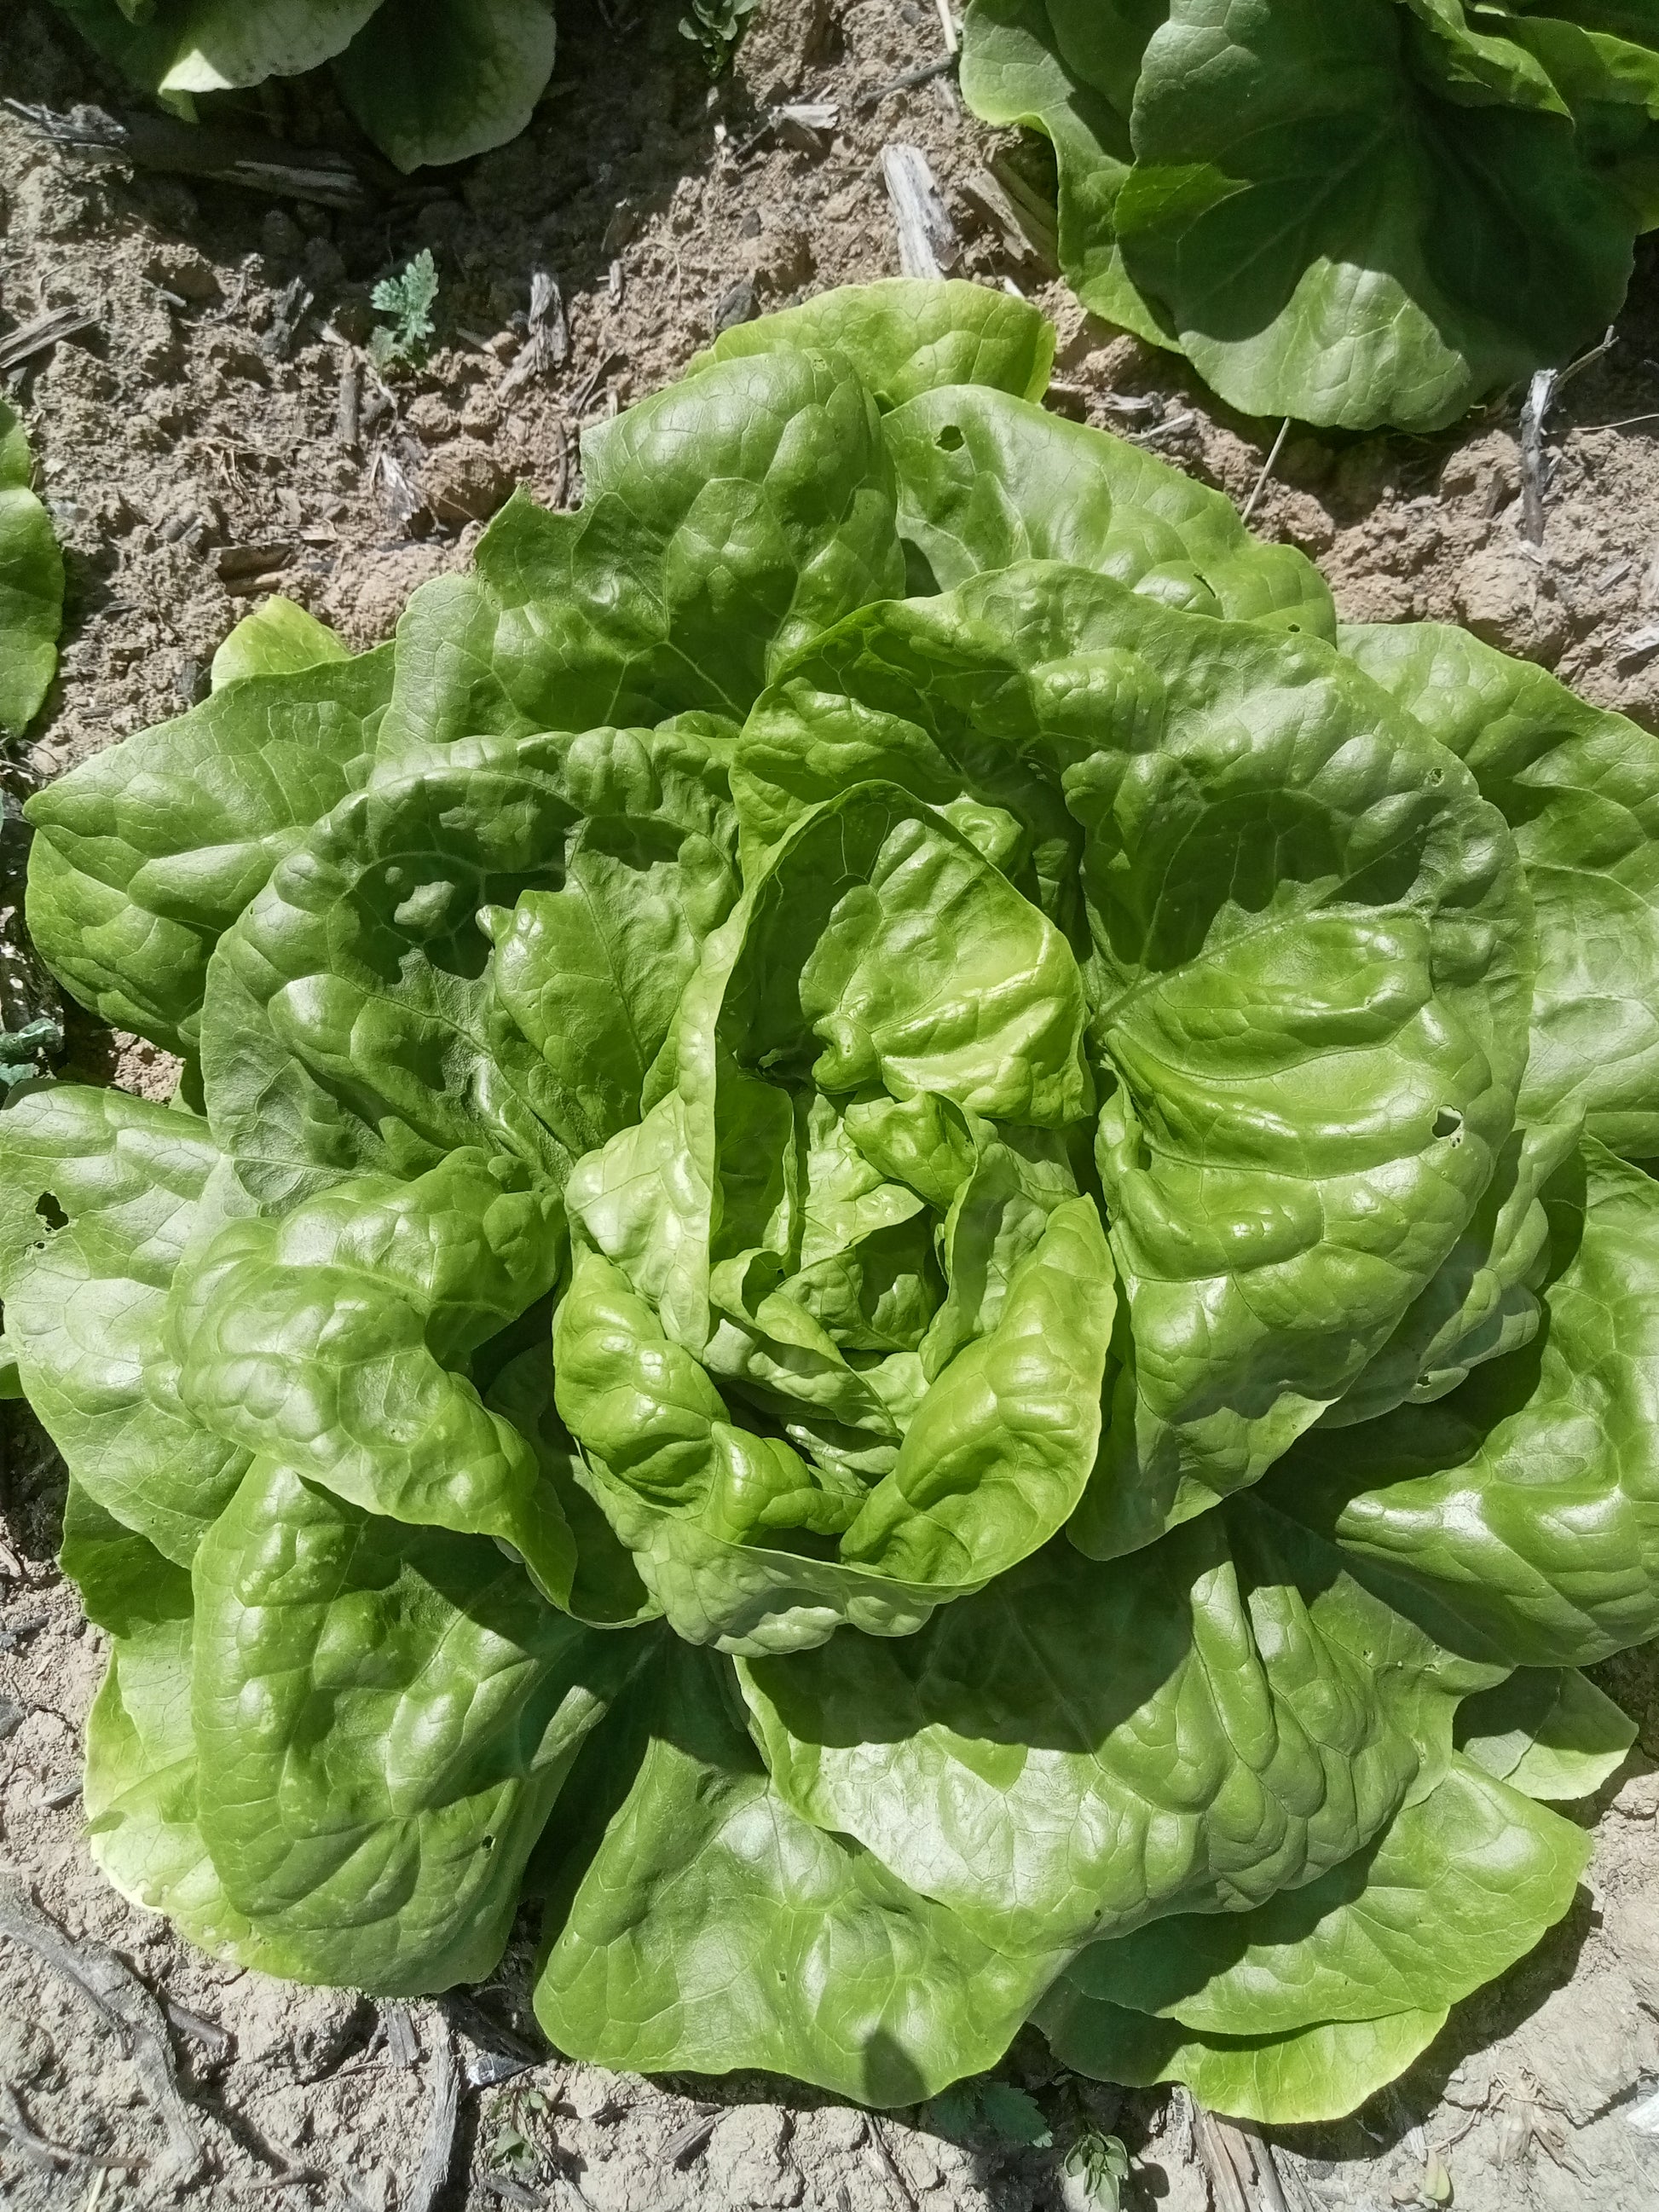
[1342,619,1659,1157]
[1455,1666,1637,1799]
[25,646,390,1054]
[1276,1140,1659,1667]
[210,597,348,690]
[377,349,904,759]
[191,1458,644,1992]
[883,383,1334,634]
[686,275,1057,408]
[0,1086,251,1565]
[535,1647,1058,2105]
[742,1496,1489,1959]
[0,399,64,736]
[1040,1995,1448,2126]
[171,1151,577,1603]
[1058,1758,1587,2034]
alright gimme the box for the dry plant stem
[1231,2118,1292,2212]
[661,2109,719,2165]
[1521,367,1557,545]
[403,2016,460,2212]
[0,307,101,375]
[882,143,957,279]
[1,98,369,209]
[854,54,959,112]
[1193,2105,1252,2212]
[0,1873,201,2177]
[1242,417,1292,526]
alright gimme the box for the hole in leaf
[34,1193,66,1232]
[936,423,965,452]
[480,1834,494,1851]
[1432,1107,1463,1141]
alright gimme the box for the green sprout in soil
[369,250,441,369]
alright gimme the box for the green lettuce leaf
[331,0,556,172]
[1454,1665,1637,1799]
[0,401,64,736]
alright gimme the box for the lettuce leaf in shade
[11,281,1659,2126]
[533,1646,1060,2106]
[0,401,64,737]
[739,1497,1492,1964]
[960,0,1659,431]
[47,0,559,171]
[1038,1757,1589,2122]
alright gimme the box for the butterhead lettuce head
[3,280,1656,2124]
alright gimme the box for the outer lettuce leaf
[189,1459,645,1992]
[170,1151,579,1603]
[1343,620,1659,1157]
[0,1088,251,1565]
[741,1498,1491,1960]
[882,383,1334,633]
[961,0,1653,430]
[1454,1665,1637,1799]
[208,596,349,690]
[535,1648,1058,2105]
[1040,1757,1588,2121]
[686,277,1057,409]
[48,0,557,170]
[26,647,390,1054]
[0,401,64,736]
[959,0,1171,346]
[1038,2001,1447,2128]
[1279,1141,1659,1666]
[331,0,556,172]
[376,349,905,760]
[200,719,733,1205]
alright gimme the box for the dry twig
[3,97,368,209]
[881,144,957,280]
[0,308,100,376]
[854,55,958,113]
[868,2116,918,2211]
[402,2017,460,2212]
[502,269,570,395]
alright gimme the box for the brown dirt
[3,1,1659,2206]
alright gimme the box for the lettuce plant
[3,280,1657,2126]
[0,401,64,737]
[962,0,1659,430]
[49,0,558,170]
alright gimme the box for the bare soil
[3,1,1659,2205]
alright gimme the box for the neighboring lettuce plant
[961,0,1659,430]
[49,0,558,170]
[4,280,1658,2128]
[0,401,64,737]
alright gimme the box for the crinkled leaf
[26,646,390,1054]
[377,349,904,760]
[535,1647,1057,2104]
[686,276,1057,408]
[1277,1141,1659,1666]
[0,1087,251,1565]
[742,1497,1489,1959]
[1343,619,1659,1157]
[191,1458,642,1993]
